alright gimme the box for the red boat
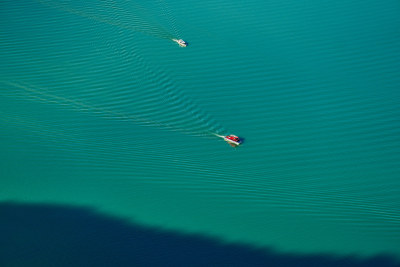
[223,135,242,146]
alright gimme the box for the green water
[1,0,400,264]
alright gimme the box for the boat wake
[38,0,175,40]
[2,81,224,138]
[2,0,231,143]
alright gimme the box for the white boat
[223,135,242,146]
[172,39,188,47]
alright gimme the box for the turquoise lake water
[1,0,400,265]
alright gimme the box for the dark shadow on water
[0,202,398,267]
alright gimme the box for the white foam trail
[213,133,225,139]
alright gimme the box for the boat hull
[172,39,187,47]
[223,137,241,146]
